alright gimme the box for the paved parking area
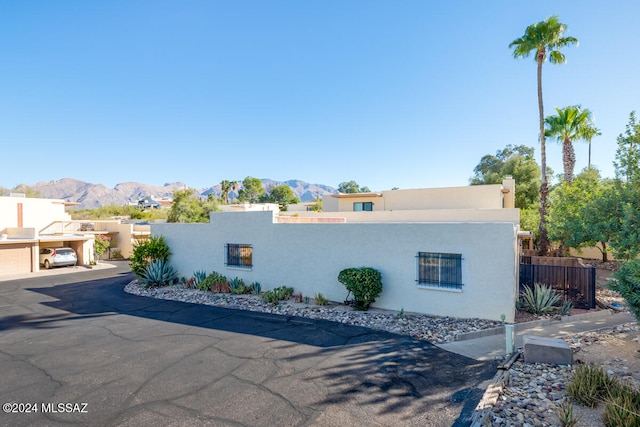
[0,262,497,426]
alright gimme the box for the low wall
[153,211,519,322]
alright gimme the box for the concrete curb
[455,309,616,342]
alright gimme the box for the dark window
[225,244,253,268]
[417,252,463,289]
[353,202,373,211]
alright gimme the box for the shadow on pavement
[5,271,498,425]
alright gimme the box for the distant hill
[26,178,337,209]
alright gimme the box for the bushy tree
[337,181,370,193]
[168,188,218,223]
[548,168,618,260]
[470,144,542,209]
[93,234,111,261]
[237,177,265,203]
[260,185,300,210]
[338,267,383,310]
[608,260,640,322]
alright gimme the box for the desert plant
[397,307,405,319]
[261,286,294,304]
[138,259,178,288]
[229,277,247,294]
[603,383,640,427]
[130,235,171,277]
[304,295,310,304]
[250,282,262,295]
[519,283,562,315]
[338,267,382,310]
[197,271,227,292]
[561,300,573,315]
[293,292,303,303]
[556,399,578,427]
[314,293,328,306]
[567,364,618,408]
[193,270,207,288]
[608,259,640,323]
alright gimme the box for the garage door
[0,243,33,275]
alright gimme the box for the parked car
[39,247,77,269]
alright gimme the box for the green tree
[548,168,618,261]
[470,144,542,209]
[614,111,640,185]
[261,185,300,210]
[544,105,599,183]
[337,181,370,193]
[509,15,578,255]
[237,177,265,203]
[168,188,218,223]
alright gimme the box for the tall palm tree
[509,15,578,255]
[220,180,231,204]
[545,105,599,183]
[583,125,602,170]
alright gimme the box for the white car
[39,247,77,269]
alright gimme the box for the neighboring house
[0,195,149,276]
[153,177,521,322]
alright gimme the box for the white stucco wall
[153,211,518,322]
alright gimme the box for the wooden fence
[519,262,596,310]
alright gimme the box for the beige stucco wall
[0,196,71,231]
[153,211,518,322]
[323,177,516,213]
[280,208,520,225]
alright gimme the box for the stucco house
[154,177,522,322]
[0,195,149,276]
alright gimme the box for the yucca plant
[314,293,328,306]
[567,363,617,408]
[139,260,178,288]
[520,283,561,315]
[556,399,578,427]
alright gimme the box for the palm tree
[220,180,231,204]
[509,15,578,255]
[544,105,599,183]
[583,125,602,170]
[230,181,239,202]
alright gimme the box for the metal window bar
[416,252,463,289]
[226,244,252,268]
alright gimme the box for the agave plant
[520,283,561,315]
[192,270,207,288]
[250,281,262,295]
[139,260,178,288]
[229,277,247,294]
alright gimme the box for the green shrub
[338,267,382,310]
[130,235,171,277]
[200,271,228,292]
[229,277,248,294]
[138,260,178,288]
[261,286,294,304]
[519,283,561,315]
[608,259,640,322]
[314,293,328,305]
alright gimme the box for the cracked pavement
[0,261,498,426]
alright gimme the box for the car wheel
[44,260,51,269]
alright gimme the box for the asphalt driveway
[0,262,497,426]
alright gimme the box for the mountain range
[24,178,338,209]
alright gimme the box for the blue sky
[1,1,638,191]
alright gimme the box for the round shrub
[338,267,382,311]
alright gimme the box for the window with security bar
[225,244,253,269]
[416,252,463,289]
